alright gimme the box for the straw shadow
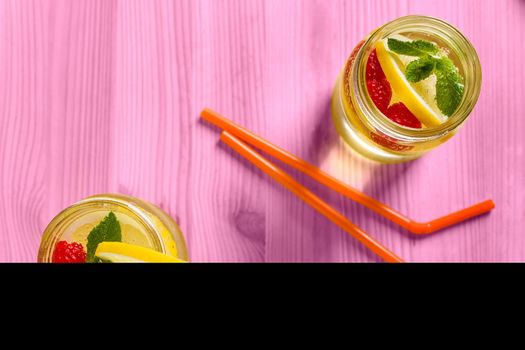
[200,109,419,260]
[199,116,265,180]
[214,128,386,262]
[201,113,328,192]
[356,158,482,242]
[216,140,269,183]
[294,97,403,260]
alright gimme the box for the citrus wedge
[374,39,446,128]
[95,242,186,263]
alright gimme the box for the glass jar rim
[76,195,164,240]
[351,15,482,142]
[38,194,167,261]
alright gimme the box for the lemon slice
[375,39,446,128]
[95,253,144,263]
[95,242,186,263]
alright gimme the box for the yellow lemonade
[332,16,481,163]
[38,194,188,263]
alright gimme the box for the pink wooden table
[0,0,523,262]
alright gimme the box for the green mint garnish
[387,38,439,57]
[387,38,464,117]
[86,211,121,262]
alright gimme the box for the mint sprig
[86,211,122,262]
[387,38,464,117]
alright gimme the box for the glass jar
[331,15,482,163]
[38,194,189,262]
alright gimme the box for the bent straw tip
[200,107,218,118]
[481,199,496,211]
[200,108,226,130]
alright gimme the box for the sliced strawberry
[384,102,422,129]
[366,49,392,113]
[366,49,387,81]
[366,79,391,113]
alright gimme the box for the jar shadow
[304,96,428,248]
[305,96,375,171]
[306,95,419,200]
[360,160,422,239]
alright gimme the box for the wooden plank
[0,0,522,262]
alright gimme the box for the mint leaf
[86,212,121,262]
[411,40,440,55]
[387,38,439,57]
[387,38,422,56]
[434,58,464,116]
[405,57,435,82]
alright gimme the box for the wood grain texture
[0,0,523,262]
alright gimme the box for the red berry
[52,241,87,263]
[366,49,387,81]
[384,102,422,129]
[366,79,391,113]
[366,49,392,113]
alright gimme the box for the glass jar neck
[350,15,482,142]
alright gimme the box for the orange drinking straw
[220,131,403,263]
[201,108,495,234]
